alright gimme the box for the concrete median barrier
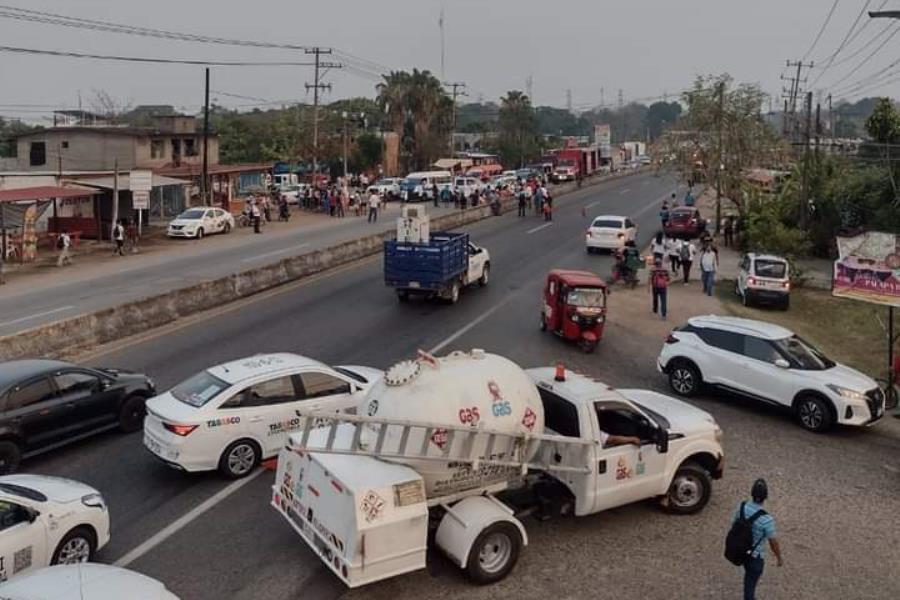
[0,169,650,360]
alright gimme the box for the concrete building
[10,115,219,172]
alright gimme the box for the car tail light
[748,277,757,286]
[665,334,679,344]
[782,281,790,289]
[164,423,198,436]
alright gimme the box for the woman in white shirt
[665,236,681,274]
[651,232,666,263]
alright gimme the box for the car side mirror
[22,507,39,524]
[774,359,790,369]
[656,428,669,454]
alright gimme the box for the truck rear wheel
[479,264,490,287]
[449,281,460,304]
[465,522,522,585]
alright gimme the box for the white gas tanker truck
[271,349,724,588]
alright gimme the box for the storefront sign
[129,169,153,192]
[833,232,900,307]
[132,191,150,210]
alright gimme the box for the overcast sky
[1,0,898,122]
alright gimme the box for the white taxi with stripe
[143,353,382,479]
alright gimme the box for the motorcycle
[609,249,639,289]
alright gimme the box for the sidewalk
[692,187,833,289]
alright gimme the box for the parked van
[400,171,453,202]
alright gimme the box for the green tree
[646,101,682,140]
[377,69,452,171]
[497,91,539,167]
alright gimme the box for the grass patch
[716,280,890,379]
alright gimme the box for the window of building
[171,139,182,157]
[29,142,46,166]
[61,141,69,149]
[150,139,165,159]
[184,138,197,157]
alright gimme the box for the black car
[0,359,155,473]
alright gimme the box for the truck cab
[527,368,724,516]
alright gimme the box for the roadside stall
[0,185,101,263]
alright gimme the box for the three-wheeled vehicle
[540,269,608,352]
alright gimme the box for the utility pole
[715,80,725,234]
[445,81,467,154]
[828,93,834,142]
[202,67,210,206]
[781,60,813,143]
[342,111,349,178]
[526,75,533,100]
[815,101,822,161]
[111,158,119,244]
[800,91,813,229]
[305,48,341,188]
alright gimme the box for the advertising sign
[594,124,611,157]
[833,232,900,307]
[132,191,150,210]
[129,169,153,193]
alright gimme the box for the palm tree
[498,91,538,167]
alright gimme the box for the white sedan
[0,564,178,600]
[166,207,234,239]
[366,178,402,197]
[0,475,110,582]
[585,215,638,252]
[144,353,382,479]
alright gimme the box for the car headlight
[82,493,106,510]
[826,384,866,401]
[714,425,724,442]
[146,377,156,391]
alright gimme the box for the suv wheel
[0,441,22,475]
[796,395,834,432]
[668,361,701,397]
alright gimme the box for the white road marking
[619,188,631,195]
[241,243,310,263]
[114,468,265,567]
[526,223,553,234]
[428,296,517,354]
[0,305,74,327]
[586,200,603,209]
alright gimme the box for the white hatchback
[167,207,234,239]
[143,353,382,478]
[586,215,637,252]
[0,475,110,581]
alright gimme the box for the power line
[803,0,841,60]
[811,0,874,86]
[827,20,896,68]
[0,45,316,66]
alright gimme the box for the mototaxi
[540,269,608,353]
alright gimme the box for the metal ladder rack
[292,410,595,475]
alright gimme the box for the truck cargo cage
[291,410,594,475]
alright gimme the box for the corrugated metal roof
[72,174,189,190]
[0,185,100,203]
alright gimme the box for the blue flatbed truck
[384,231,491,303]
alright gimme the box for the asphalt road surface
[23,170,900,600]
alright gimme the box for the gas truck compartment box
[384,231,469,291]
[272,426,429,588]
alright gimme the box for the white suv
[657,315,885,432]
[736,253,790,309]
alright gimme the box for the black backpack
[724,502,766,566]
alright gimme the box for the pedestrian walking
[112,220,125,256]
[126,219,138,253]
[726,479,782,600]
[724,216,735,248]
[251,200,262,234]
[367,191,381,223]
[649,259,670,320]
[517,188,527,217]
[670,192,679,208]
[534,185,544,216]
[659,201,670,229]
[440,185,452,207]
[651,232,665,263]
[542,197,552,221]
[680,238,696,284]
[432,183,440,208]
[666,236,681,274]
[56,230,72,267]
[699,240,719,296]
[684,189,695,207]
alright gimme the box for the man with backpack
[725,479,783,600]
[517,187,527,217]
[648,258,670,320]
[112,219,125,256]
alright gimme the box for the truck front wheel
[466,522,522,585]
[479,264,490,287]
[662,462,711,515]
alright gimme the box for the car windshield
[171,371,230,407]
[0,483,47,502]
[178,209,206,220]
[772,335,835,370]
[755,259,787,278]
[568,287,605,308]
[376,179,391,185]
[592,219,623,229]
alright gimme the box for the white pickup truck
[271,364,724,588]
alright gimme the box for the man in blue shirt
[732,479,783,600]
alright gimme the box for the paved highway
[22,170,900,600]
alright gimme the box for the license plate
[144,434,163,456]
[408,281,421,288]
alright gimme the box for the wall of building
[16,131,137,171]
